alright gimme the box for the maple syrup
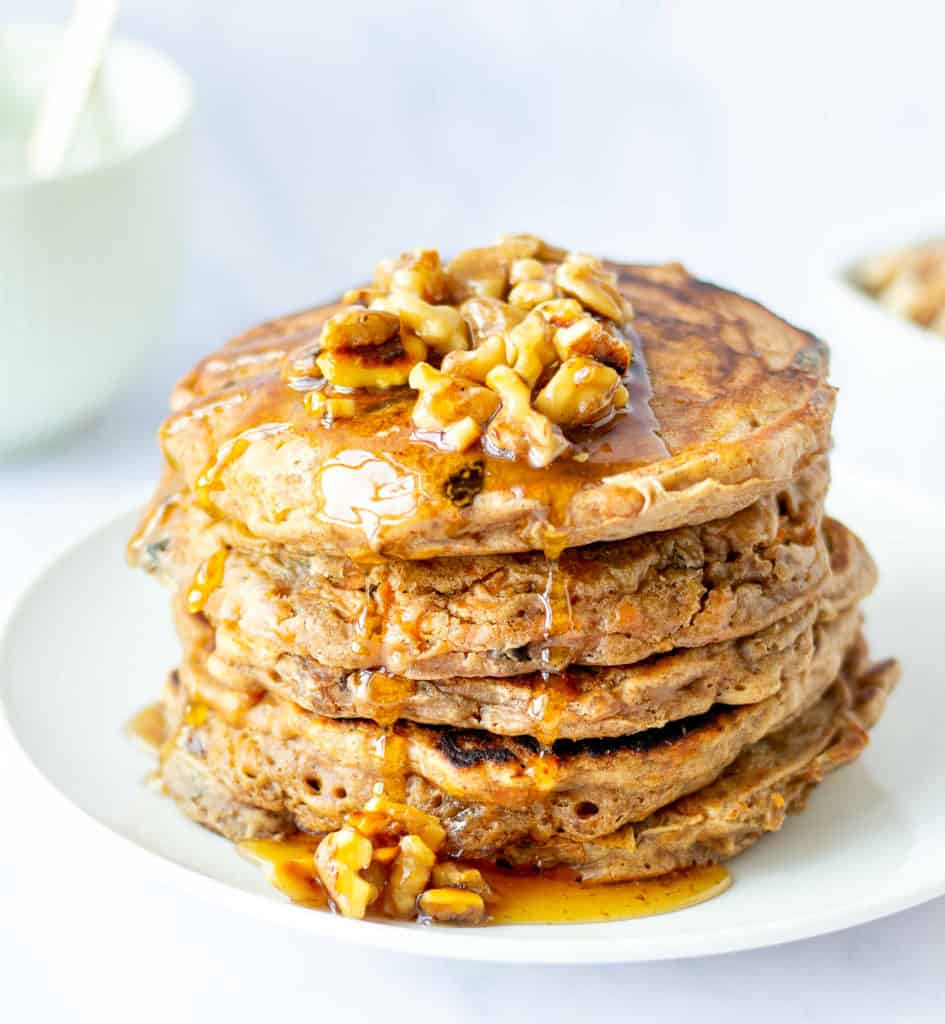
[186,549,228,613]
[239,833,731,925]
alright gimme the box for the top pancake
[154,261,833,559]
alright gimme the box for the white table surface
[3,1,945,1020]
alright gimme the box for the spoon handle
[27,0,121,180]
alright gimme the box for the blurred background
[1,0,943,592]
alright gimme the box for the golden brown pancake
[158,638,897,880]
[159,599,862,847]
[136,459,830,680]
[149,262,833,559]
[173,518,874,742]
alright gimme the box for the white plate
[1,466,943,963]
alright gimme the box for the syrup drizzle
[186,549,228,613]
[238,833,731,925]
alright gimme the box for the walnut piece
[485,364,570,467]
[312,784,490,926]
[418,888,488,925]
[314,826,379,920]
[372,291,468,354]
[409,362,499,450]
[384,834,437,918]
[534,356,623,426]
[430,861,493,898]
[555,253,629,323]
[553,316,631,373]
[460,297,525,345]
[319,306,400,351]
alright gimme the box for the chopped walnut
[509,257,548,284]
[418,888,488,925]
[446,246,510,302]
[352,789,448,852]
[485,365,570,467]
[383,834,437,918]
[297,235,640,467]
[314,826,379,919]
[291,305,427,389]
[508,278,557,310]
[319,306,400,351]
[504,311,558,387]
[430,861,493,898]
[534,356,623,426]
[460,297,525,346]
[555,253,629,324]
[553,316,631,373]
[441,334,508,382]
[371,291,468,354]
[386,249,451,304]
[533,297,586,329]
[316,331,427,389]
[313,785,489,925]
[409,362,499,450]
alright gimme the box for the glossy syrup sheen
[239,833,731,926]
[159,318,672,557]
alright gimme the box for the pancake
[176,518,874,741]
[159,639,896,880]
[151,261,834,559]
[135,459,830,680]
[502,649,900,880]
[159,601,862,847]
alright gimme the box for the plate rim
[2,507,944,964]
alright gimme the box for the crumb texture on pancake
[158,637,897,882]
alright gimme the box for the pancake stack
[131,237,898,895]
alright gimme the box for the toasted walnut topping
[354,790,448,852]
[485,365,570,467]
[372,291,468,354]
[534,356,622,426]
[505,311,559,387]
[299,235,639,466]
[555,253,628,323]
[460,297,525,345]
[430,862,493,898]
[533,297,586,329]
[446,247,510,302]
[409,362,499,450]
[383,834,437,918]
[387,249,451,304]
[553,316,631,373]
[314,826,379,920]
[313,785,489,925]
[418,888,488,925]
[509,258,548,284]
[441,334,508,382]
[317,332,427,389]
[508,279,557,310]
[320,306,401,351]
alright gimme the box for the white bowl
[0,25,192,453]
[819,211,945,499]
